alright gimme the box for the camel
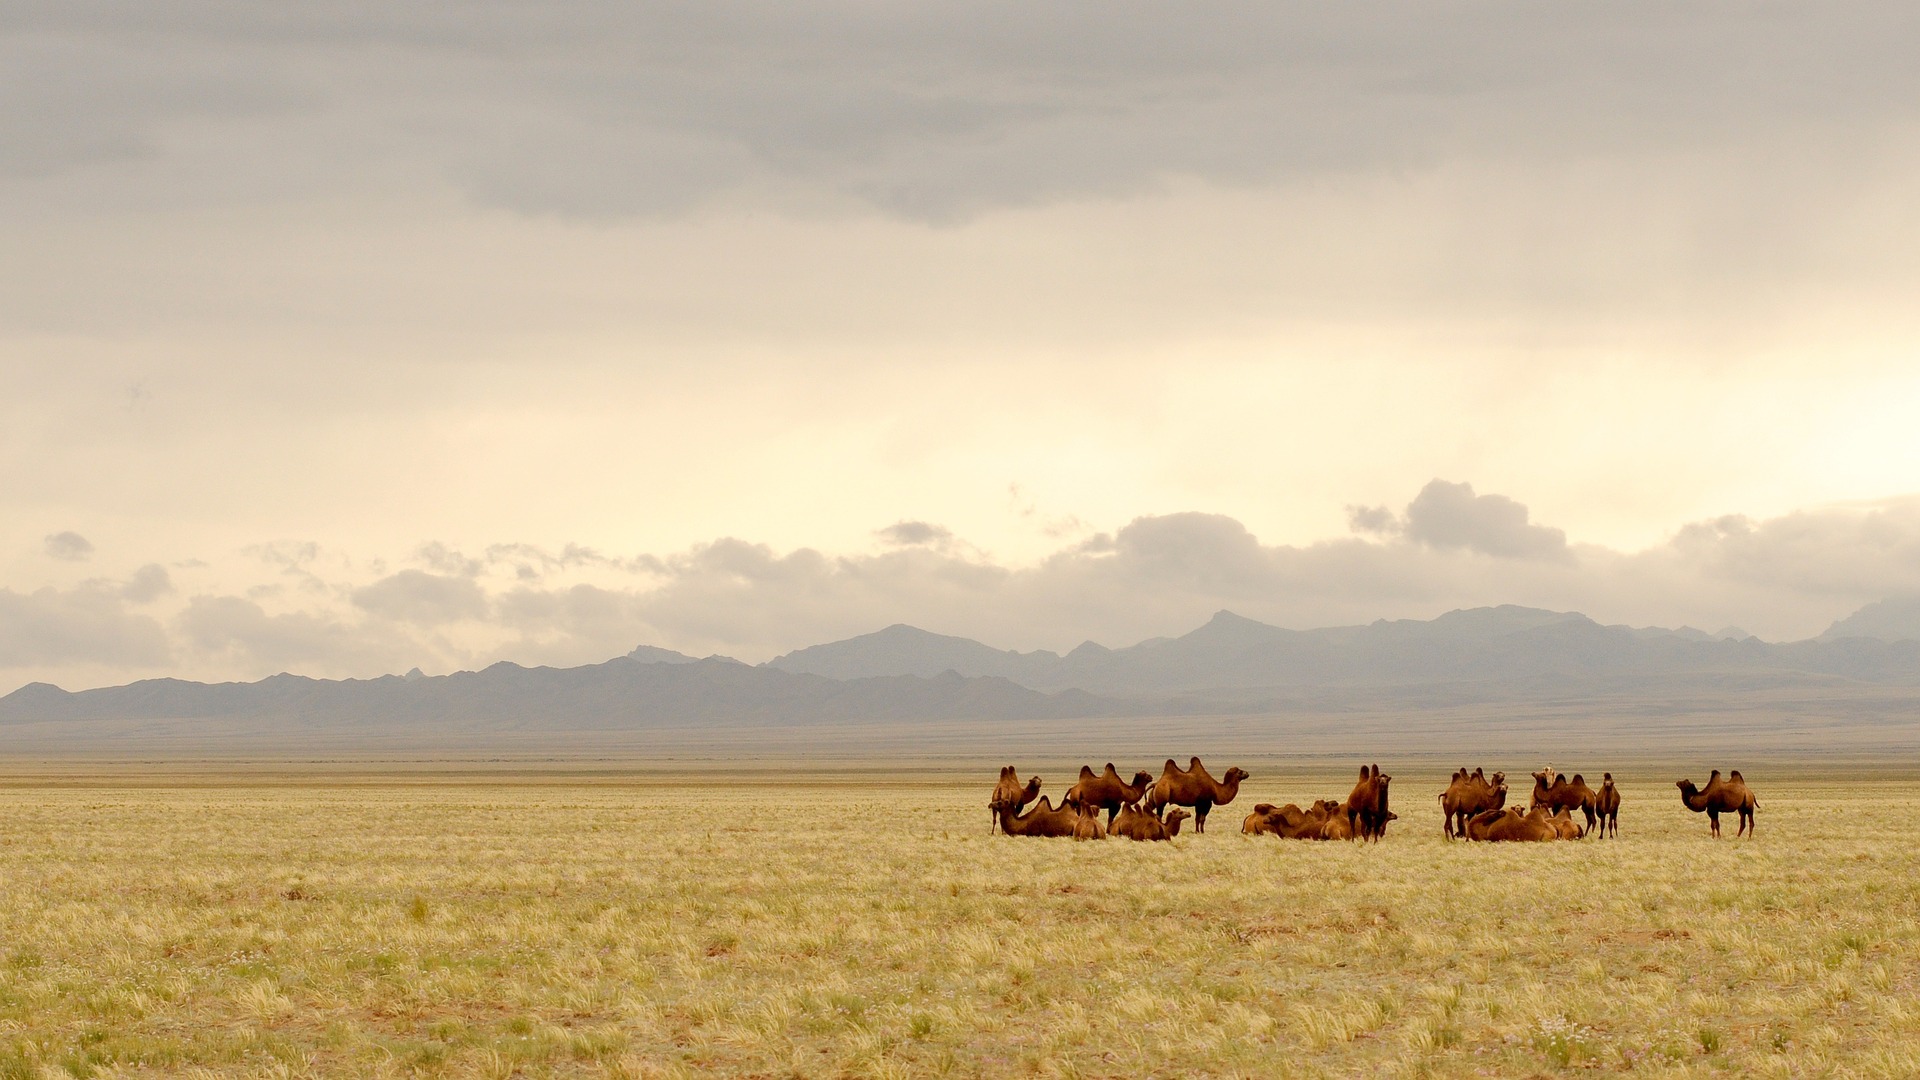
[989,766,1041,833]
[1145,757,1248,834]
[1591,773,1621,838]
[1071,800,1107,841]
[996,796,1079,838]
[1320,812,1355,841]
[1463,808,1505,841]
[1066,764,1156,825]
[1530,770,1598,835]
[1242,803,1283,836]
[1243,800,1339,839]
[1343,764,1393,842]
[1484,806,1558,842]
[1439,767,1507,840]
[1109,802,1190,841]
[1547,807,1584,840]
[1676,769,1758,838]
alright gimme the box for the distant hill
[770,605,1920,695]
[8,602,1920,754]
[767,624,1061,682]
[0,657,1114,730]
[1820,596,1920,644]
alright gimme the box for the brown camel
[988,766,1041,834]
[996,796,1079,838]
[1676,769,1758,838]
[1592,773,1621,838]
[1242,803,1283,836]
[1484,806,1558,842]
[1071,800,1107,841]
[1243,800,1339,839]
[1463,808,1505,841]
[1547,807,1584,840]
[1066,764,1156,825]
[1439,767,1508,840]
[1145,757,1248,834]
[1320,812,1355,841]
[1109,802,1190,841]
[1530,770,1598,835]
[1343,764,1393,842]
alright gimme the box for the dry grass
[0,769,1917,1077]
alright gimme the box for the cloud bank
[9,481,1920,690]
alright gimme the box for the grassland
[1,766,1918,1078]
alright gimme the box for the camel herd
[989,761,1760,842]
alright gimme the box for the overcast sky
[6,3,1920,688]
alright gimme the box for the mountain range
[6,602,1920,746]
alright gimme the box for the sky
[5,2,1920,689]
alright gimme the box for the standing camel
[1529,771,1599,836]
[1676,770,1758,838]
[1343,764,1392,842]
[1065,764,1156,825]
[1144,757,1248,834]
[1438,768,1507,839]
[1592,773,1621,838]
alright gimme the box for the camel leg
[1195,799,1212,833]
[1708,809,1720,838]
[1582,806,1596,837]
[1108,806,1119,827]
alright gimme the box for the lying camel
[1109,802,1190,841]
[1547,807,1584,840]
[1483,806,1558,842]
[1676,769,1758,838]
[1066,764,1156,825]
[1593,773,1621,838]
[989,766,1041,834]
[1343,764,1393,841]
[1243,800,1339,839]
[1071,801,1107,841]
[1530,770,1598,835]
[1145,757,1248,834]
[1320,812,1355,841]
[1439,767,1507,840]
[1242,803,1283,836]
[1463,808,1504,841]
[996,796,1079,838]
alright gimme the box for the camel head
[1129,770,1154,790]
[1602,772,1614,786]
[1532,769,1555,788]
[1224,767,1250,786]
[1023,775,1041,797]
[1490,771,1505,787]
[1676,779,1697,795]
[1165,808,1192,835]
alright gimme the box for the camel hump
[1602,772,1612,781]
[1189,756,1204,770]
[1078,765,1096,778]
[1571,774,1584,785]
[1729,770,1744,781]
[1164,758,1179,771]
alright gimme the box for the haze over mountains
[7,602,1920,755]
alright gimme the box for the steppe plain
[1,760,1917,1078]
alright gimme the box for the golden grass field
[2,764,1917,1078]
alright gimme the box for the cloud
[876,521,953,547]
[8,4,1918,220]
[119,563,173,604]
[43,531,94,561]
[1400,480,1571,561]
[350,570,488,626]
[176,595,418,674]
[18,481,1920,688]
[0,584,170,668]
